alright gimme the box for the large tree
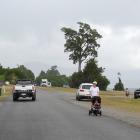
[61,22,102,72]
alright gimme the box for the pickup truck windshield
[16,80,32,85]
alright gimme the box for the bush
[114,78,124,91]
[69,59,110,90]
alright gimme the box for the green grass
[101,95,140,112]
[0,85,13,101]
[0,75,5,80]
[38,86,77,93]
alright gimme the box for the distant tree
[49,75,69,87]
[18,65,35,80]
[0,64,4,75]
[46,65,60,77]
[39,70,46,78]
[36,70,47,84]
[61,22,102,72]
[114,77,124,91]
[0,64,2,69]
[36,66,69,87]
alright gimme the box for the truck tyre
[32,93,36,101]
[13,94,17,101]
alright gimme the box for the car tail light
[80,89,84,92]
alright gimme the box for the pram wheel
[93,110,98,116]
[99,110,102,116]
[89,110,92,116]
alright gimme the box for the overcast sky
[0,0,140,88]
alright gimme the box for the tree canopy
[36,65,69,87]
[0,64,35,84]
[114,77,124,91]
[61,22,102,72]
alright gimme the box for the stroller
[89,96,102,116]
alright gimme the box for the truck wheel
[13,94,17,101]
[32,94,36,101]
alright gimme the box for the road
[0,89,140,140]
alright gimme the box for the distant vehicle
[63,84,70,88]
[134,89,140,99]
[41,79,51,87]
[76,83,93,101]
[13,80,36,101]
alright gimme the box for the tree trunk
[78,60,82,72]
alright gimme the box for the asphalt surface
[0,89,140,140]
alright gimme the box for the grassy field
[0,85,13,101]
[38,87,140,113]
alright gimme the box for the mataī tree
[61,22,102,72]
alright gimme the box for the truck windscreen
[16,80,32,85]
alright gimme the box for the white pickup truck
[13,80,36,101]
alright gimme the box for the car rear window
[16,80,32,85]
[82,85,92,89]
[135,90,140,92]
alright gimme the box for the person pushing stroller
[89,81,102,116]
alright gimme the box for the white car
[76,83,93,101]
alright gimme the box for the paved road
[0,89,140,140]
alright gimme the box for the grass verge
[0,85,13,101]
[38,86,140,113]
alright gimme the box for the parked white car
[76,83,93,101]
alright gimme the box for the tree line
[0,63,123,91]
[0,64,35,84]
[36,65,69,87]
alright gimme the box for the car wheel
[134,95,137,99]
[89,110,91,116]
[77,96,81,101]
[100,111,102,116]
